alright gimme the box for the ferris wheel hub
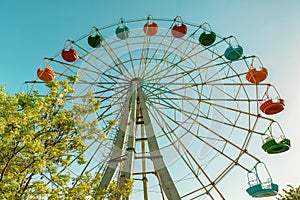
[131,77,141,82]
[130,78,142,87]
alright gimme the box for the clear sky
[1,0,300,199]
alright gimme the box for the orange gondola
[37,67,55,82]
[143,15,158,36]
[246,67,268,83]
[245,57,268,83]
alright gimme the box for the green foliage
[0,81,132,199]
[277,184,300,200]
[94,179,134,200]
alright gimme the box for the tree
[0,80,132,199]
[277,184,300,200]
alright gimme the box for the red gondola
[260,85,285,115]
[61,41,78,62]
[171,16,187,38]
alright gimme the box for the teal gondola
[246,162,278,198]
[224,45,243,61]
[115,18,130,40]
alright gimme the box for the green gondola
[262,121,290,154]
[88,27,104,48]
[199,31,216,46]
[198,23,216,46]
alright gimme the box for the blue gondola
[246,162,279,198]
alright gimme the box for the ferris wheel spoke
[146,36,230,82]
[72,42,132,81]
[45,57,100,77]
[170,150,216,199]
[145,63,237,95]
[199,56,258,85]
[140,35,180,78]
[47,61,106,89]
[202,62,237,84]
[151,101,224,147]
[143,57,221,92]
[140,33,198,79]
[140,30,183,77]
[75,84,124,106]
[97,106,123,125]
[137,36,152,77]
[142,34,227,82]
[100,72,128,83]
[43,139,100,187]
[193,132,252,172]
[142,83,264,109]
[142,86,183,111]
[100,102,129,122]
[152,55,218,82]
[101,41,136,80]
[148,106,234,198]
[96,94,128,122]
[150,99,260,138]
[159,58,249,91]
[194,116,261,161]
[201,100,273,126]
[80,59,129,84]
[96,84,130,100]
[94,83,129,97]
[124,38,139,78]
[149,96,261,164]
[71,140,107,187]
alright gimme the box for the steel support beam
[138,87,181,200]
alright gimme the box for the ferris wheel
[28,15,290,199]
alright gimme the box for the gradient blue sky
[1,1,300,199]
